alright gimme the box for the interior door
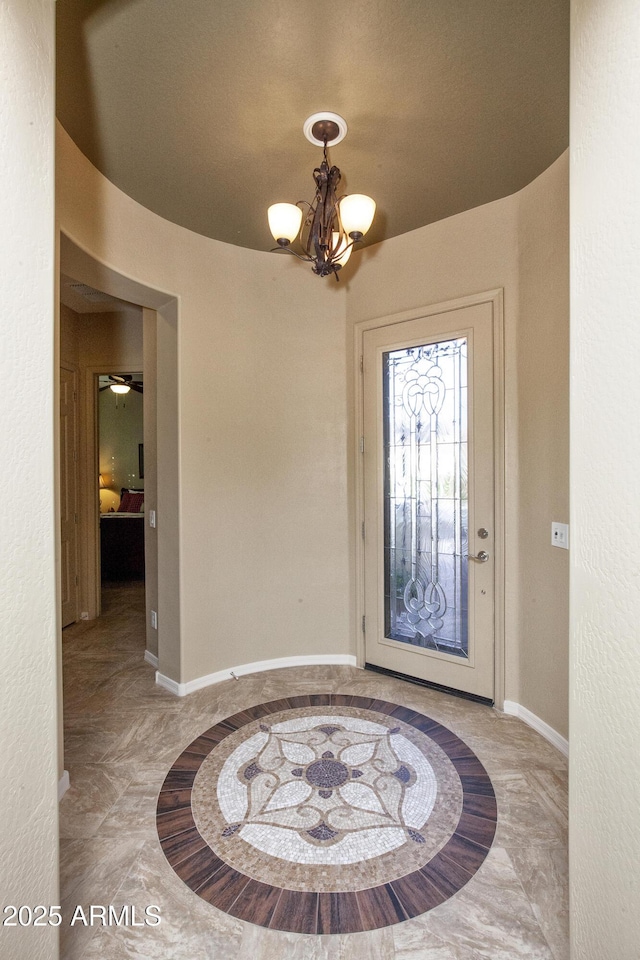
[363,301,496,701]
[60,365,79,627]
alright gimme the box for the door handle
[466,550,489,563]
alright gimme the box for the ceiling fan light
[339,194,376,239]
[332,232,353,268]
[268,203,303,245]
[110,383,131,394]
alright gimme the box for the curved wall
[57,126,569,742]
[57,125,352,685]
[347,154,570,739]
[516,157,570,739]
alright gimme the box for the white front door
[362,298,498,701]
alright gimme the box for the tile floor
[60,582,568,959]
[158,697,497,932]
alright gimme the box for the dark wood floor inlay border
[157,695,497,934]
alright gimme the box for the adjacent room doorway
[98,372,146,587]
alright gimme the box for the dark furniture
[100,514,145,580]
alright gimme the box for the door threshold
[364,663,494,707]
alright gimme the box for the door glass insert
[383,338,468,657]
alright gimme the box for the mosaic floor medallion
[157,695,497,934]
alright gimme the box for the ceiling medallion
[267,113,376,280]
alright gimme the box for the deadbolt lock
[477,528,489,539]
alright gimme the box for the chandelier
[267,113,376,279]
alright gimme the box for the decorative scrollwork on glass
[403,577,447,638]
[384,338,468,658]
[401,359,446,419]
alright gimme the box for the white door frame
[60,362,80,626]
[354,289,506,708]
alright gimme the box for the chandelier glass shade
[268,203,303,245]
[268,118,375,279]
[110,383,131,394]
[339,193,376,238]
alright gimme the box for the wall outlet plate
[551,521,569,549]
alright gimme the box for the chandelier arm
[326,237,359,263]
[269,245,314,263]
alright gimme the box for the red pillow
[118,492,144,513]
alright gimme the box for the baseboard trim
[503,700,569,757]
[144,649,159,669]
[155,671,182,695]
[58,770,70,801]
[156,654,358,698]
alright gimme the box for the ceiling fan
[99,375,143,395]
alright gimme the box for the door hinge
[361,521,365,540]
[360,436,365,454]
[360,355,364,373]
[75,575,79,585]
[362,615,366,634]
[74,513,78,524]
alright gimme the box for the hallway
[60,584,568,959]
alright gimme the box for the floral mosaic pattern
[157,694,498,933]
[215,714,437,865]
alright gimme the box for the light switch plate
[551,521,569,549]
[149,509,156,528]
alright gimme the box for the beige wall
[0,2,58,958]
[56,125,570,739]
[77,308,143,369]
[517,155,570,739]
[570,0,640,953]
[346,155,569,736]
[57,125,352,686]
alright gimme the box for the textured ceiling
[56,0,569,252]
